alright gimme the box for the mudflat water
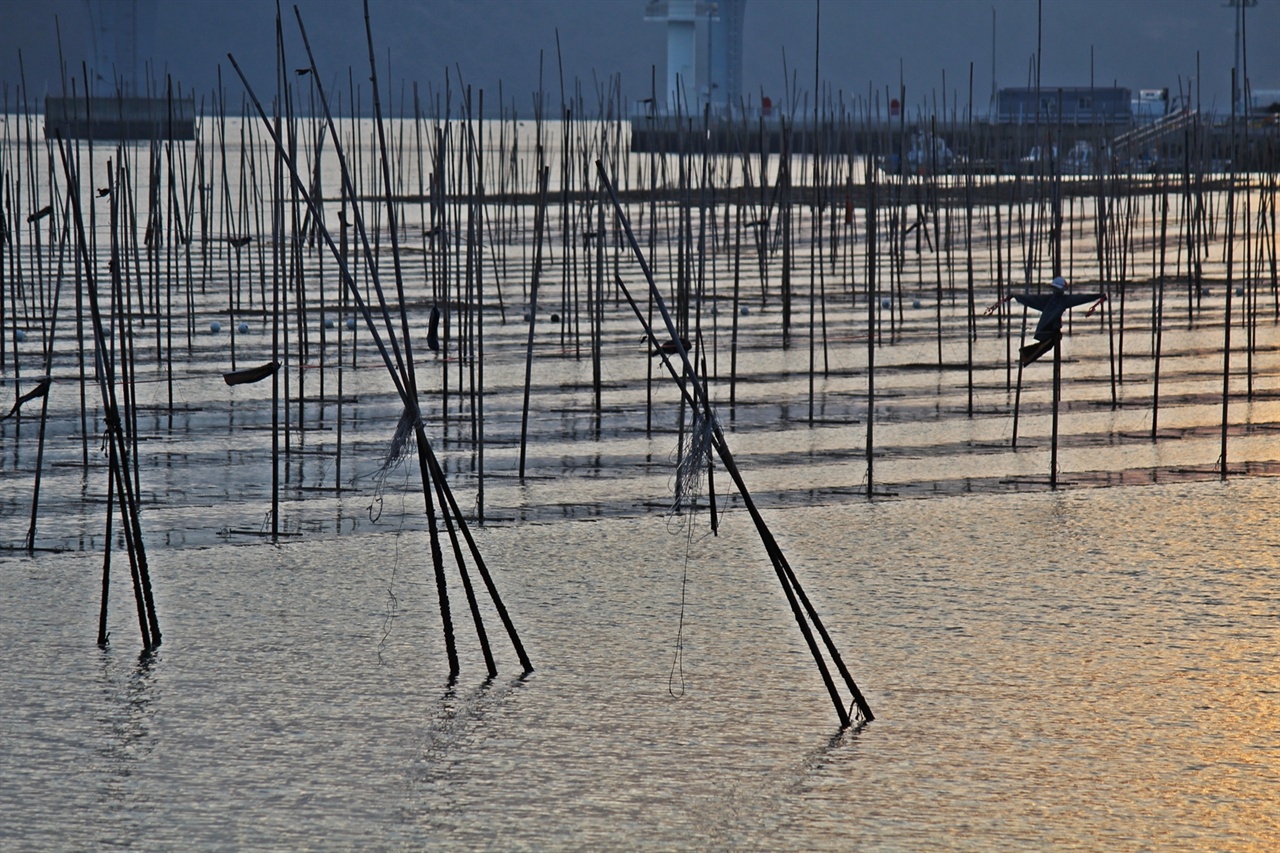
[3,112,1280,848]
[3,482,1279,849]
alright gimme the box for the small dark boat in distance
[223,361,280,386]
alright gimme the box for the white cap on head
[1051,276,1067,290]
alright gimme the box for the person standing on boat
[1010,276,1105,366]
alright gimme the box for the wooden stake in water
[58,136,161,652]
[600,159,873,728]
[866,159,878,497]
[1050,335,1061,490]
[518,166,551,480]
[1220,80,1238,480]
[227,4,532,677]
[1152,176,1169,439]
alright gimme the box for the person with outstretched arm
[1010,276,1106,366]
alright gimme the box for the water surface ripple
[3,478,1278,849]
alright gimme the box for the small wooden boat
[1,377,51,420]
[223,360,280,386]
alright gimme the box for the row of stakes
[206,317,356,334]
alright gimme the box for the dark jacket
[1014,290,1102,341]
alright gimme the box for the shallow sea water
[3,477,1279,850]
[4,113,1280,849]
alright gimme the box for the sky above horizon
[1,0,1275,117]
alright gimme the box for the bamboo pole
[601,159,873,728]
[58,136,161,652]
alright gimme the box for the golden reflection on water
[3,475,1279,848]
[3,119,1280,849]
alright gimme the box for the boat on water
[1062,140,1101,175]
[1011,140,1110,176]
[223,361,280,386]
[879,131,955,176]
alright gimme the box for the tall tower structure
[645,0,696,113]
[46,0,191,140]
[645,0,746,116]
[85,0,157,96]
[705,0,745,115]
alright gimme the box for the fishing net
[380,407,417,475]
[668,402,717,528]
[369,411,416,524]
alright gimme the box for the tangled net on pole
[380,407,417,476]
[668,404,717,529]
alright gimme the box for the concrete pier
[628,113,1280,172]
[44,95,196,141]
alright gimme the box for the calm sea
[3,479,1279,849]
[3,114,1279,849]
